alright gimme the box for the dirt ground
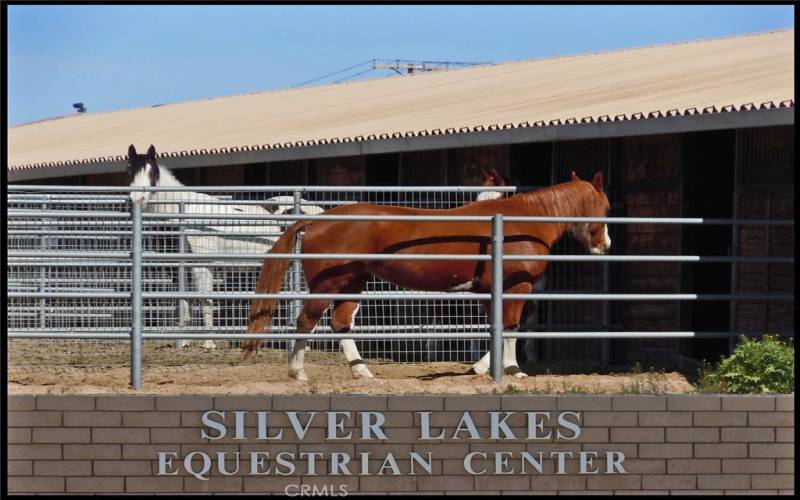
[8,340,694,395]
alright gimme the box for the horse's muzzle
[130,193,148,206]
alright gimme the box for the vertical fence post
[131,201,143,389]
[490,213,504,383]
[289,190,303,356]
[601,262,610,368]
[176,201,187,348]
[39,199,48,330]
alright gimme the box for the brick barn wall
[735,126,794,335]
[617,134,683,367]
[7,394,794,495]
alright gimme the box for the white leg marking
[471,351,491,374]
[201,299,216,350]
[192,266,216,350]
[503,338,527,378]
[289,340,308,381]
[340,338,373,379]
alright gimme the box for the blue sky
[7,5,794,126]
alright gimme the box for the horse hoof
[505,366,527,378]
[352,365,374,379]
[289,370,309,382]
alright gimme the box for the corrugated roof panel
[8,29,794,171]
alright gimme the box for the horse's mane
[153,163,183,187]
[515,181,598,218]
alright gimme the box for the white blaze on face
[588,225,612,255]
[130,164,154,205]
[570,223,592,251]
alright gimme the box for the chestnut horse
[243,172,611,381]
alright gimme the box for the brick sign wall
[7,394,794,495]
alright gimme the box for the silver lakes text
[155,410,627,479]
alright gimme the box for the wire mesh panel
[8,192,133,367]
[8,186,512,367]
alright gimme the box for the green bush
[696,335,794,394]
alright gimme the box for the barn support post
[601,138,613,368]
[728,132,741,355]
[131,201,144,389]
[490,213,504,383]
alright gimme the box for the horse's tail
[242,220,312,361]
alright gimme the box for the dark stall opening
[680,129,735,362]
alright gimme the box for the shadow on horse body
[244,171,611,381]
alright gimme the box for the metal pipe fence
[7,185,794,387]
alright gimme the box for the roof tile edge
[8,101,794,172]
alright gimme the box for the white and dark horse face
[570,222,611,255]
[265,196,325,233]
[128,144,160,206]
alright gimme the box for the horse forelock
[128,155,147,184]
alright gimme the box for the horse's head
[481,168,506,187]
[128,144,160,206]
[263,196,325,216]
[568,171,611,255]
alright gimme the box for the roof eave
[8,107,794,182]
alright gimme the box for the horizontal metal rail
[9,211,131,218]
[8,261,263,268]
[9,198,351,207]
[9,251,794,264]
[8,230,283,237]
[144,213,796,225]
[8,332,493,340]
[9,291,792,301]
[502,293,794,301]
[501,331,788,339]
[9,185,517,193]
[9,292,492,300]
[8,331,786,340]
[10,252,131,259]
[8,324,492,334]
[9,210,794,225]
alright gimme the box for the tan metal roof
[8,29,794,172]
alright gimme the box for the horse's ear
[146,145,157,165]
[591,171,604,192]
[570,171,580,181]
[491,168,505,186]
[128,145,137,162]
